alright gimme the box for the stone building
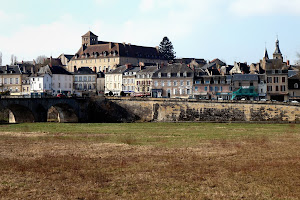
[67,31,166,73]
[73,67,97,97]
[152,63,194,98]
[135,66,159,97]
[288,73,300,101]
[0,65,23,95]
[105,65,128,96]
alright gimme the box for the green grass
[0,123,299,147]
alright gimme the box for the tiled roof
[152,63,194,78]
[73,67,96,75]
[73,42,160,60]
[38,65,72,75]
[82,31,98,37]
[0,65,22,74]
[233,74,258,81]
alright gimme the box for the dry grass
[0,123,300,199]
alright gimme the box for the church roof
[264,48,269,59]
[274,39,281,54]
[82,31,98,37]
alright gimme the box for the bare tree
[36,55,47,64]
[0,51,2,66]
[10,54,17,65]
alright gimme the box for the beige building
[67,31,166,73]
[152,64,194,98]
[135,66,159,96]
[0,65,24,95]
[105,65,128,95]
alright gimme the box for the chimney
[31,66,34,74]
[287,60,290,66]
[93,67,96,73]
[139,62,145,70]
[49,56,53,68]
[23,66,26,73]
[125,63,132,69]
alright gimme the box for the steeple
[81,31,98,49]
[264,48,269,60]
[273,37,283,61]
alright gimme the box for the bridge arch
[47,103,78,123]
[6,104,35,123]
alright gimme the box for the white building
[30,73,52,94]
[37,65,73,96]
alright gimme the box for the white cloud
[230,0,300,16]
[0,10,25,23]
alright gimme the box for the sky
[1,0,300,65]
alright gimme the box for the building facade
[67,31,167,73]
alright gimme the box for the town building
[96,72,105,95]
[105,65,128,96]
[288,73,300,101]
[73,67,97,97]
[67,31,166,73]
[30,73,52,96]
[0,65,23,95]
[135,66,159,97]
[37,64,73,96]
[58,54,74,66]
[122,66,140,96]
[152,64,194,98]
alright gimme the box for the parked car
[291,100,299,104]
[56,93,66,98]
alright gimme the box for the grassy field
[0,123,300,199]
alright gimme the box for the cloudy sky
[1,0,300,65]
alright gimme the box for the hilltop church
[67,31,167,73]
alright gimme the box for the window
[180,80,184,86]
[220,86,223,92]
[276,86,279,91]
[84,76,87,81]
[10,78,13,84]
[39,83,41,88]
[79,77,82,81]
[294,83,299,89]
[75,77,78,81]
[195,80,200,84]
[281,85,286,91]
[205,86,208,91]
[167,80,171,86]
[195,86,198,91]
[187,81,190,86]
[215,87,219,91]
[274,77,279,83]
[267,86,272,91]
[58,83,61,88]
[15,78,19,84]
[88,76,91,81]
[282,77,286,83]
[154,81,158,87]
[205,80,210,84]
[174,81,177,86]
[267,77,272,83]
[161,81,164,86]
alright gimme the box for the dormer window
[183,72,187,77]
[177,72,180,77]
[158,72,161,78]
[167,73,171,78]
[295,83,299,89]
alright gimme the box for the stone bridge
[0,98,90,123]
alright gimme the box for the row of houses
[0,60,105,97]
[104,62,299,101]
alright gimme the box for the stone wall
[103,97,300,123]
